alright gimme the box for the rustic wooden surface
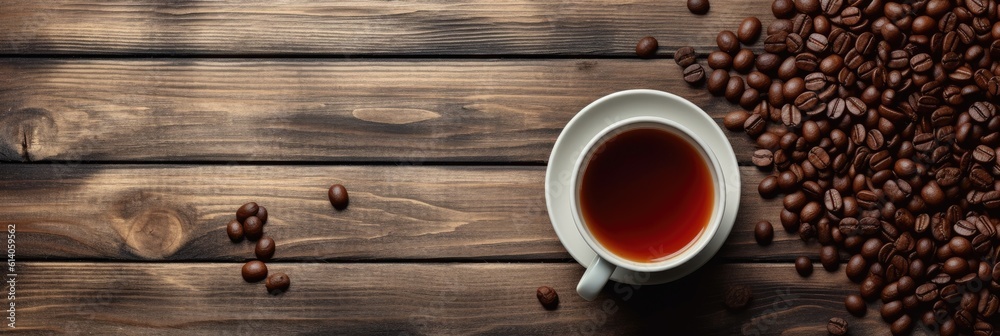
[0,1,905,335]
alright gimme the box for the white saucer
[545,89,741,285]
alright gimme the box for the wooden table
[0,1,899,334]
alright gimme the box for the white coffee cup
[572,116,728,300]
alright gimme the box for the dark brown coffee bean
[954,309,974,330]
[845,294,867,316]
[780,104,802,128]
[255,236,276,260]
[795,256,813,276]
[765,32,790,53]
[687,0,710,14]
[756,53,782,73]
[683,64,706,85]
[243,216,263,241]
[920,181,944,206]
[786,33,805,53]
[725,76,746,103]
[751,149,773,169]
[806,33,828,53]
[255,206,268,224]
[723,284,752,310]
[772,0,796,18]
[820,245,840,271]
[744,113,766,138]
[915,283,938,303]
[796,53,819,72]
[971,102,997,123]
[890,314,912,336]
[845,254,867,282]
[226,219,244,242]
[242,260,268,282]
[881,300,904,322]
[758,175,779,198]
[737,17,762,44]
[794,0,820,14]
[974,322,995,336]
[746,72,772,91]
[707,69,730,95]
[717,30,740,54]
[943,257,969,276]
[674,47,697,67]
[237,202,259,223]
[265,272,290,294]
[536,286,559,310]
[754,220,774,245]
[827,317,848,335]
[807,146,830,169]
[732,49,755,73]
[328,184,351,210]
[954,220,979,237]
[707,51,733,70]
[635,37,658,59]
[856,32,876,55]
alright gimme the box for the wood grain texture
[7,262,897,335]
[0,0,771,56]
[0,164,808,261]
[0,59,758,162]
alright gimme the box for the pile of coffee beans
[227,202,290,294]
[667,0,1000,334]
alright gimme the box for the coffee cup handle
[576,256,615,301]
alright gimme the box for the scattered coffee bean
[755,220,775,245]
[845,294,867,316]
[265,272,290,294]
[795,256,813,277]
[242,260,268,282]
[328,184,350,210]
[255,236,276,260]
[255,206,268,224]
[827,317,848,335]
[820,245,840,271]
[226,219,244,242]
[687,0,710,14]
[723,284,752,310]
[675,47,697,67]
[683,64,706,85]
[536,286,559,310]
[635,36,658,58]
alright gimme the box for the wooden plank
[0,59,758,163]
[7,262,895,335]
[0,164,809,261]
[0,0,771,56]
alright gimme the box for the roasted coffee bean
[255,236,276,260]
[733,49,755,73]
[241,260,268,282]
[635,37,658,58]
[745,113,766,137]
[758,175,779,198]
[746,72,772,91]
[723,284,752,310]
[786,33,805,53]
[737,17,762,44]
[687,0,710,14]
[683,64,706,85]
[725,76,746,103]
[328,184,349,210]
[717,30,740,54]
[707,69,730,95]
[881,300,904,322]
[827,317,848,336]
[265,272,291,294]
[845,294,867,316]
[536,286,559,310]
[723,110,749,131]
[795,256,813,277]
[806,33,828,53]
[707,51,733,70]
[943,257,969,276]
[237,202,260,223]
[772,0,795,18]
[764,32,790,53]
[755,220,774,245]
[820,245,840,271]
[674,47,697,67]
[889,314,912,336]
[915,283,938,303]
[243,216,263,241]
[226,219,244,242]
[845,254,868,282]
